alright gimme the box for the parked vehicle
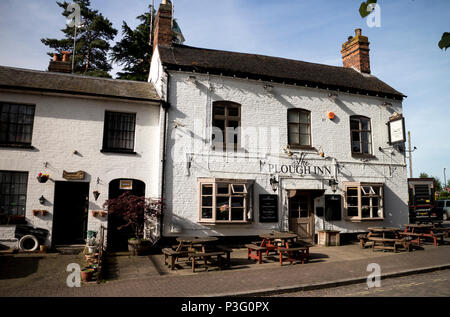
[408,178,443,223]
[435,200,450,221]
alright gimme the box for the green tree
[41,0,117,78]
[111,4,185,81]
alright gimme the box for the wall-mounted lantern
[39,195,46,205]
[270,176,279,192]
[328,179,339,193]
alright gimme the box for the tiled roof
[0,66,160,102]
[159,44,405,100]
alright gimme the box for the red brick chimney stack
[341,28,371,74]
[48,51,72,73]
[153,0,173,52]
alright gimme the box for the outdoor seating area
[358,224,449,253]
[161,232,313,272]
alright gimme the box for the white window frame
[198,178,253,224]
[344,182,384,222]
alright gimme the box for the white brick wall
[160,71,409,237]
[0,90,161,247]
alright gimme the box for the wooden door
[289,192,314,242]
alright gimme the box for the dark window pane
[217,184,229,195]
[213,106,225,116]
[228,107,239,117]
[231,208,244,220]
[103,111,136,151]
[0,103,35,146]
[352,142,361,153]
[348,207,358,217]
[288,110,299,123]
[0,171,28,216]
[352,132,360,142]
[202,185,213,195]
[350,119,360,130]
[202,196,212,207]
[202,208,213,219]
[361,119,370,131]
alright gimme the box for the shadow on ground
[0,255,43,280]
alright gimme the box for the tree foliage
[41,0,117,78]
[111,4,185,81]
[103,192,162,239]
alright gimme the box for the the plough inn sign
[268,152,332,176]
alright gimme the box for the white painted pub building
[150,1,408,242]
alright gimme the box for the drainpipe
[159,74,171,241]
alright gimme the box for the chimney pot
[61,51,71,62]
[355,28,362,36]
[52,53,60,62]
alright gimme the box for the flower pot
[99,211,107,218]
[91,211,99,217]
[41,210,48,216]
[32,210,40,216]
[39,245,49,253]
[81,269,94,282]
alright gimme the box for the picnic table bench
[162,248,189,270]
[277,246,309,266]
[368,237,411,253]
[188,251,226,272]
[245,244,267,264]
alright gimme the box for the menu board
[259,194,278,223]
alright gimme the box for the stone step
[54,244,85,255]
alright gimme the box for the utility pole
[408,131,413,178]
[444,168,447,189]
[149,0,154,46]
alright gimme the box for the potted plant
[37,173,50,183]
[93,190,100,201]
[91,210,99,217]
[80,268,94,282]
[103,192,163,256]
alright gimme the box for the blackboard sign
[259,194,278,223]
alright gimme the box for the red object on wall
[328,112,336,120]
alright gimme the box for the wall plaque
[119,180,133,190]
[259,194,278,223]
[63,170,86,180]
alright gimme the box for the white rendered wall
[162,71,409,237]
[0,90,161,247]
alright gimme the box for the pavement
[1,238,450,297]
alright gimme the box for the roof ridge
[170,44,354,72]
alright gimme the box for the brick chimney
[153,0,173,52]
[341,29,371,74]
[48,51,72,73]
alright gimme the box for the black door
[52,182,89,245]
[107,179,146,251]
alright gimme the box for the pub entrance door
[289,191,315,243]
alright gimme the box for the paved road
[273,269,450,297]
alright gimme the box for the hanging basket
[37,173,50,183]
[93,191,100,201]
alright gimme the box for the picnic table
[399,224,446,246]
[246,232,310,265]
[163,236,220,271]
[365,227,410,252]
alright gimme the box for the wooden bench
[188,251,226,272]
[277,246,308,266]
[245,244,267,264]
[162,248,188,270]
[369,237,410,253]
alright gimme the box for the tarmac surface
[1,239,449,297]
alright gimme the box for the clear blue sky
[0,0,449,184]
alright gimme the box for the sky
[0,0,449,184]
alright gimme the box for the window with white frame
[199,179,252,223]
[344,182,384,221]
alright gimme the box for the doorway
[107,179,146,251]
[289,191,315,242]
[52,181,89,245]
